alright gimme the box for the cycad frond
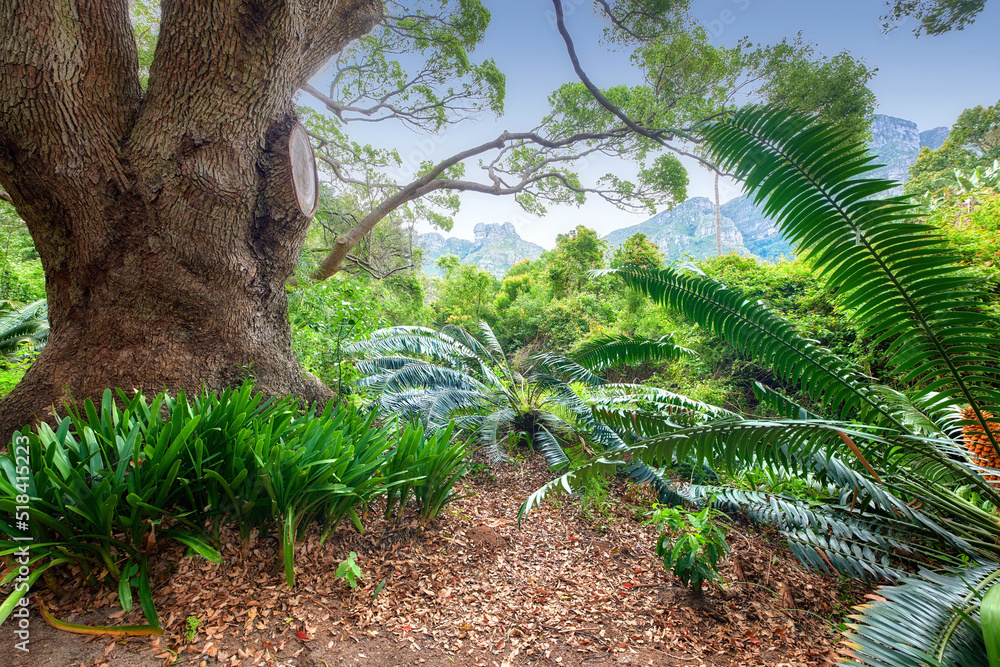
[695,105,1000,456]
[751,382,815,420]
[517,453,628,524]
[603,265,898,427]
[589,385,734,442]
[571,334,694,372]
[530,353,605,387]
[382,363,492,395]
[532,423,570,469]
[0,299,48,357]
[425,389,497,427]
[441,323,510,383]
[597,384,737,420]
[636,418,877,471]
[689,484,938,582]
[841,563,999,667]
[624,462,695,507]
[477,321,513,379]
[477,408,517,464]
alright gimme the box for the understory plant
[0,382,466,626]
[381,422,470,527]
[348,321,690,468]
[335,551,364,589]
[519,106,1000,666]
[0,299,47,359]
[647,503,730,595]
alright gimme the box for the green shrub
[0,383,431,625]
[647,503,730,594]
[382,422,470,527]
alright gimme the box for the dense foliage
[0,384,469,625]
[0,0,997,661]
[511,106,1000,666]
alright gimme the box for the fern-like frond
[602,266,900,428]
[695,106,1000,456]
[532,424,570,469]
[595,384,737,420]
[425,388,495,423]
[751,382,815,420]
[477,321,514,380]
[571,334,695,372]
[841,563,999,667]
[530,353,605,387]
[624,462,694,507]
[0,299,48,357]
[518,454,628,524]
[382,363,492,395]
[477,408,517,464]
[689,484,936,582]
[636,418,880,473]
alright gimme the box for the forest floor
[0,456,868,667]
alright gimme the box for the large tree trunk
[0,0,382,440]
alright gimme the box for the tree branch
[298,0,385,84]
[0,0,141,265]
[550,0,737,179]
[345,254,414,280]
[550,0,672,146]
[310,124,639,280]
[311,132,509,280]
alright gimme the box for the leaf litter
[0,455,864,667]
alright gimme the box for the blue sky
[312,0,1000,248]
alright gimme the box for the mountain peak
[473,221,518,243]
[602,114,941,263]
[418,222,543,278]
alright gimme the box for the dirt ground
[0,457,865,667]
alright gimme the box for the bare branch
[550,0,736,179]
[551,0,673,146]
[309,122,647,280]
[345,254,414,280]
[0,187,11,204]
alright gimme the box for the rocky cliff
[920,126,950,151]
[869,114,922,194]
[418,115,951,276]
[603,114,950,263]
[603,197,748,259]
[719,197,795,261]
[417,222,544,278]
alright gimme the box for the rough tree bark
[0,0,382,439]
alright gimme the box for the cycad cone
[961,407,1000,484]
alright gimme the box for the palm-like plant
[0,299,48,358]
[520,106,1000,665]
[347,322,691,468]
